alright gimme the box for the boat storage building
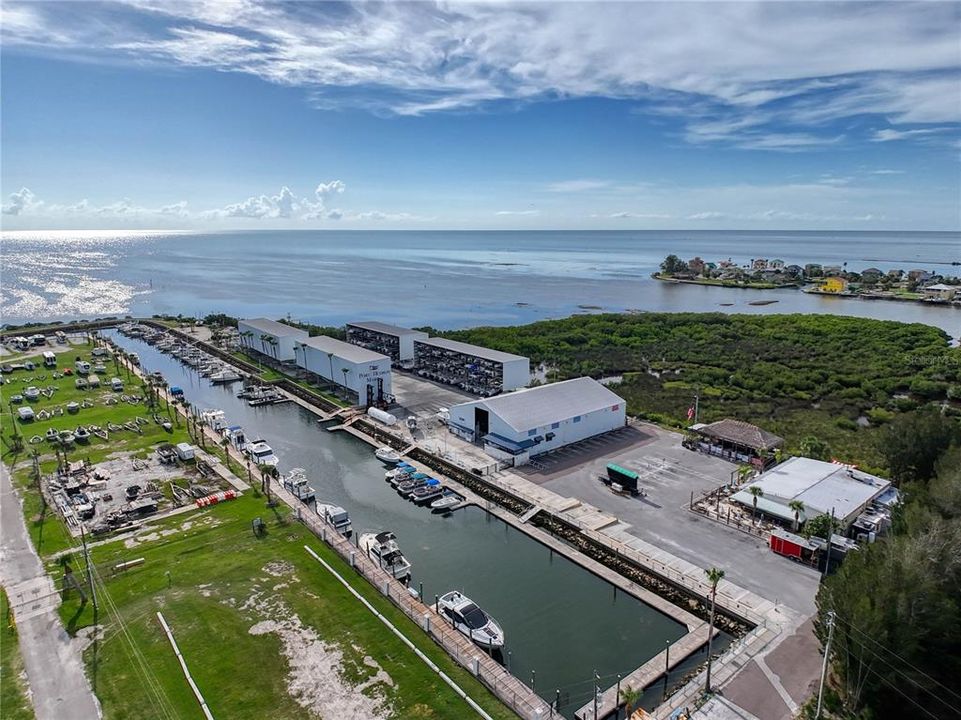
[297,336,393,406]
[414,337,530,395]
[237,318,308,362]
[448,377,626,465]
[346,321,428,363]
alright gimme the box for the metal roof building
[448,377,626,465]
[296,335,392,407]
[414,337,530,395]
[345,321,428,362]
[237,318,308,361]
[731,457,893,529]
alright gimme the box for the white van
[75,360,91,374]
[110,377,124,392]
[43,351,57,368]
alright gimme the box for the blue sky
[1,1,959,231]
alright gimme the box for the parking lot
[517,422,821,614]
[391,371,475,420]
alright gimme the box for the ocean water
[2,229,959,336]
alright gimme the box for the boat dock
[574,623,716,719]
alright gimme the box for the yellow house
[820,276,847,293]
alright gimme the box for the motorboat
[74,426,91,443]
[210,368,241,384]
[317,503,352,537]
[87,374,101,388]
[66,401,80,414]
[75,377,88,390]
[282,468,316,503]
[58,430,76,447]
[431,491,463,511]
[45,427,59,442]
[385,465,415,483]
[411,483,445,505]
[375,446,402,464]
[24,386,40,401]
[200,409,228,432]
[359,531,411,582]
[245,439,279,467]
[436,591,505,650]
[396,477,427,496]
[395,472,428,490]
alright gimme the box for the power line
[832,613,961,704]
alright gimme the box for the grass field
[57,495,516,720]
[0,589,35,720]
[2,343,193,557]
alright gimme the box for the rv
[43,351,57,368]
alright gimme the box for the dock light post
[553,689,560,718]
[507,650,511,673]
[665,639,670,673]
[419,582,423,601]
[593,670,600,720]
[615,674,621,710]
[531,669,535,693]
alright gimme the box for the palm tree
[704,566,725,694]
[258,463,279,499]
[736,465,753,484]
[788,499,805,532]
[621,685,643,719]
[747,485,764,524]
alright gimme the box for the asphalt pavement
[1,462,101,720]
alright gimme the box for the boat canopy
[411,472,428,480]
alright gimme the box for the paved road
[0,463,101,720]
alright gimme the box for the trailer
[599,463,641,496]
[769,528,818,562]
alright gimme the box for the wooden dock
[575,623,716,720]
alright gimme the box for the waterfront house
[887,269,904,280]
[822,265,843,276]
[784,264,803,278]
[688,256,706,275]
[804,263,823,277]
[907,269,934,283]
[922,283,958,301]
[751,258,768,270]
[819,277,847,293]
[769,258,785,270]
[861,268,883,283]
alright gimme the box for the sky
[1,1,959,231]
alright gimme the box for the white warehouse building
[448,377,626,465]
[297,336,393,407]
[237,318,308,362]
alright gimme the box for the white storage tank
[367,407,397,426]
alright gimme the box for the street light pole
[816,610,836,719]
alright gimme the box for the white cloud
[3,1,955,145]
[871,169,905,175]
[315,180,345,198]
[687,211,728,220]
[547,180,611,193]
[495,209,539,216]
[607,211,672,219]
[871,127,956,142]
[2,187,41,215]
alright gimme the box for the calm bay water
[4,230,960,337]
[106,329,699,716]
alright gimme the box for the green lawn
[231,350,349,407]
[0,588,35,720]
[58,496,516,720]
[2,344,193,557]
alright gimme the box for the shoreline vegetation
[655,253,961,308]
[439,312,961,473]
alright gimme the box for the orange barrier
[195,490,238,508]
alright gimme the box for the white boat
[23,386,40,401]
[431,491,462,511]
[246,439,279,467]
[359,531,411,582]
[436,591,505,650]
[375,446,402,464]
[210,368,241,384]
[317,503,352,537]
[200,409,228,432]
[282,468,316,503]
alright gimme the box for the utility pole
[821,506,836,583]
[80,526,98,618]
[593,670,599,720]
[816,610,836,718]
[694,388,700,424]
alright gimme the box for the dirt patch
[262,560,295,577]
[245,589,394,720]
